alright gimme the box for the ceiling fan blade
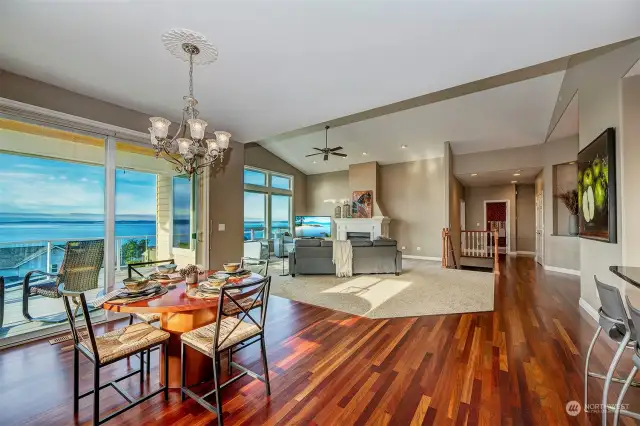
[328,146,343,152]
[331,152,348,157]
[313,147,324,152]
[305,153,323,157]
[324,154,329,161]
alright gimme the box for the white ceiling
[0,1,639,144]
[262,71,565,174]
[456,167,542,187]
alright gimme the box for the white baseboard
[403,255,441,262]
[579,297,599,323]
[516,251,535,256]
[544,265,580,276]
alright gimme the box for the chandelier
[148,29,231,177]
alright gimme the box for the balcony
[0,235,157,339]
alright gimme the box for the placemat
[186,287,241,299]
[108,287,168,305]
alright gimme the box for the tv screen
[295,216,331,238]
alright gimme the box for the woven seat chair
[221,258,269,317]
[61,285,169,426]
[22,239,104,323]
[126,259,174,373]
[180,276,272,426]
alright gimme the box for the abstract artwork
[352,190,373,218]
[578,127,616,243]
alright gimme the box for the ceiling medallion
[149,29,229,178]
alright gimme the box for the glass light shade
[176,138,193,155]
[187,118,208,140]
[148,127,158,146]
[214,131,231,150]
[206,139,219,152]
[149,117,171,138]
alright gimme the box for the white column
[104,136,116,292]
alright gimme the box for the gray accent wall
[622,75,640,266]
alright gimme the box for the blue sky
[0,153,157,216]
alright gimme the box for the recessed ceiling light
[511,180,518,184]
[312,161,317,164]
[362,152,368,155]
[471,173,478,177]
[513,173,521,176]
[401,145,408,149]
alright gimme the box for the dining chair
[22,239,104,323]
[221,258,269,318]
[127,258,175,373]
[180,276,272,426]
[585,276,639,426]
[61,285,169,426]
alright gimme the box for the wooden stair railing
[442,228,500,274]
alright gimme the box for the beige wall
[465,185,517,251]
[553,162,578,235]
[379,158,446,257]
[208,142,245,270]
[622,75,640,266]
[516,184,536,252]
[454,144,543,176]
[541,136,580,270]
[448,143,465,265]
[349,162,386,217]
[244,143,307,215]
[0,70,151,133]
[306,171,350,216]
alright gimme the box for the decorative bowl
[157,264,178,274]
[123,277,150,291]
[223,263,241,273]
[203,277,226,288]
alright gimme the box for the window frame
[243,166,294,240]
[170,173,196,254]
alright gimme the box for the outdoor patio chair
[22,239,104,323]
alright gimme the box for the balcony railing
[0,235,157,288]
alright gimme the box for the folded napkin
[87,289,125,309]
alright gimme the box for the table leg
[160,308,217,388]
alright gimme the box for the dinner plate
[222,268,250,276]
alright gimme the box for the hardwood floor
[1,256,639,425]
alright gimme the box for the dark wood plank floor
[1,256,639,425]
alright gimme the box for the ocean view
[0,213,157,244]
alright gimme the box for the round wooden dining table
[103,272,264,388]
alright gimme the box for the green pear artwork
[577,128,616,243]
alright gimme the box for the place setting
[186,263,251,299]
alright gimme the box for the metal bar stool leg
[614,365,638,426]
[164,342,169,401]
[585,326,603,408]
[73,348,79,414]
[147,348,151,375]
[603,333,631,426]
[212,355,223,426]
[93,363,100,426]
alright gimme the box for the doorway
[483,200,509,253]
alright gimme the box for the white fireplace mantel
[333,216,391,240]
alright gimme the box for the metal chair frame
[60,284,168,426]
[126,259,175,374]
[180,276,272,426]
[240,257,269,276]
[23,239,104,323]
[0,276,4,328]
[585,276,640,426]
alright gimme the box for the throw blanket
[333,240,353,277]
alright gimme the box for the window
[270,194,291,238]
[243,167,293,240]
[271,175,291,190]
[244,169,266,186]
[172,176,192,249]
[244,192,267,240]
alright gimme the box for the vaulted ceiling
[0,1,639,173]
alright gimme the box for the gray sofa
[288,238,402,276]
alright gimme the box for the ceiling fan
[306,126,347,161]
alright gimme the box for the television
[295,216,332,238]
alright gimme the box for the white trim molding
[544,265,580,276]
[516,251,535,256]
[403,255,442,262]
[579,297,599,323]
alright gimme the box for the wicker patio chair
[22,239,104,323]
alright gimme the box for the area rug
[270,259,495,319]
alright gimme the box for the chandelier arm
[160,144,186,169]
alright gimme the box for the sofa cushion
[320,240,333,247]
[373,239,397,247]
[295,239,322,247]
[350,240,373,247]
